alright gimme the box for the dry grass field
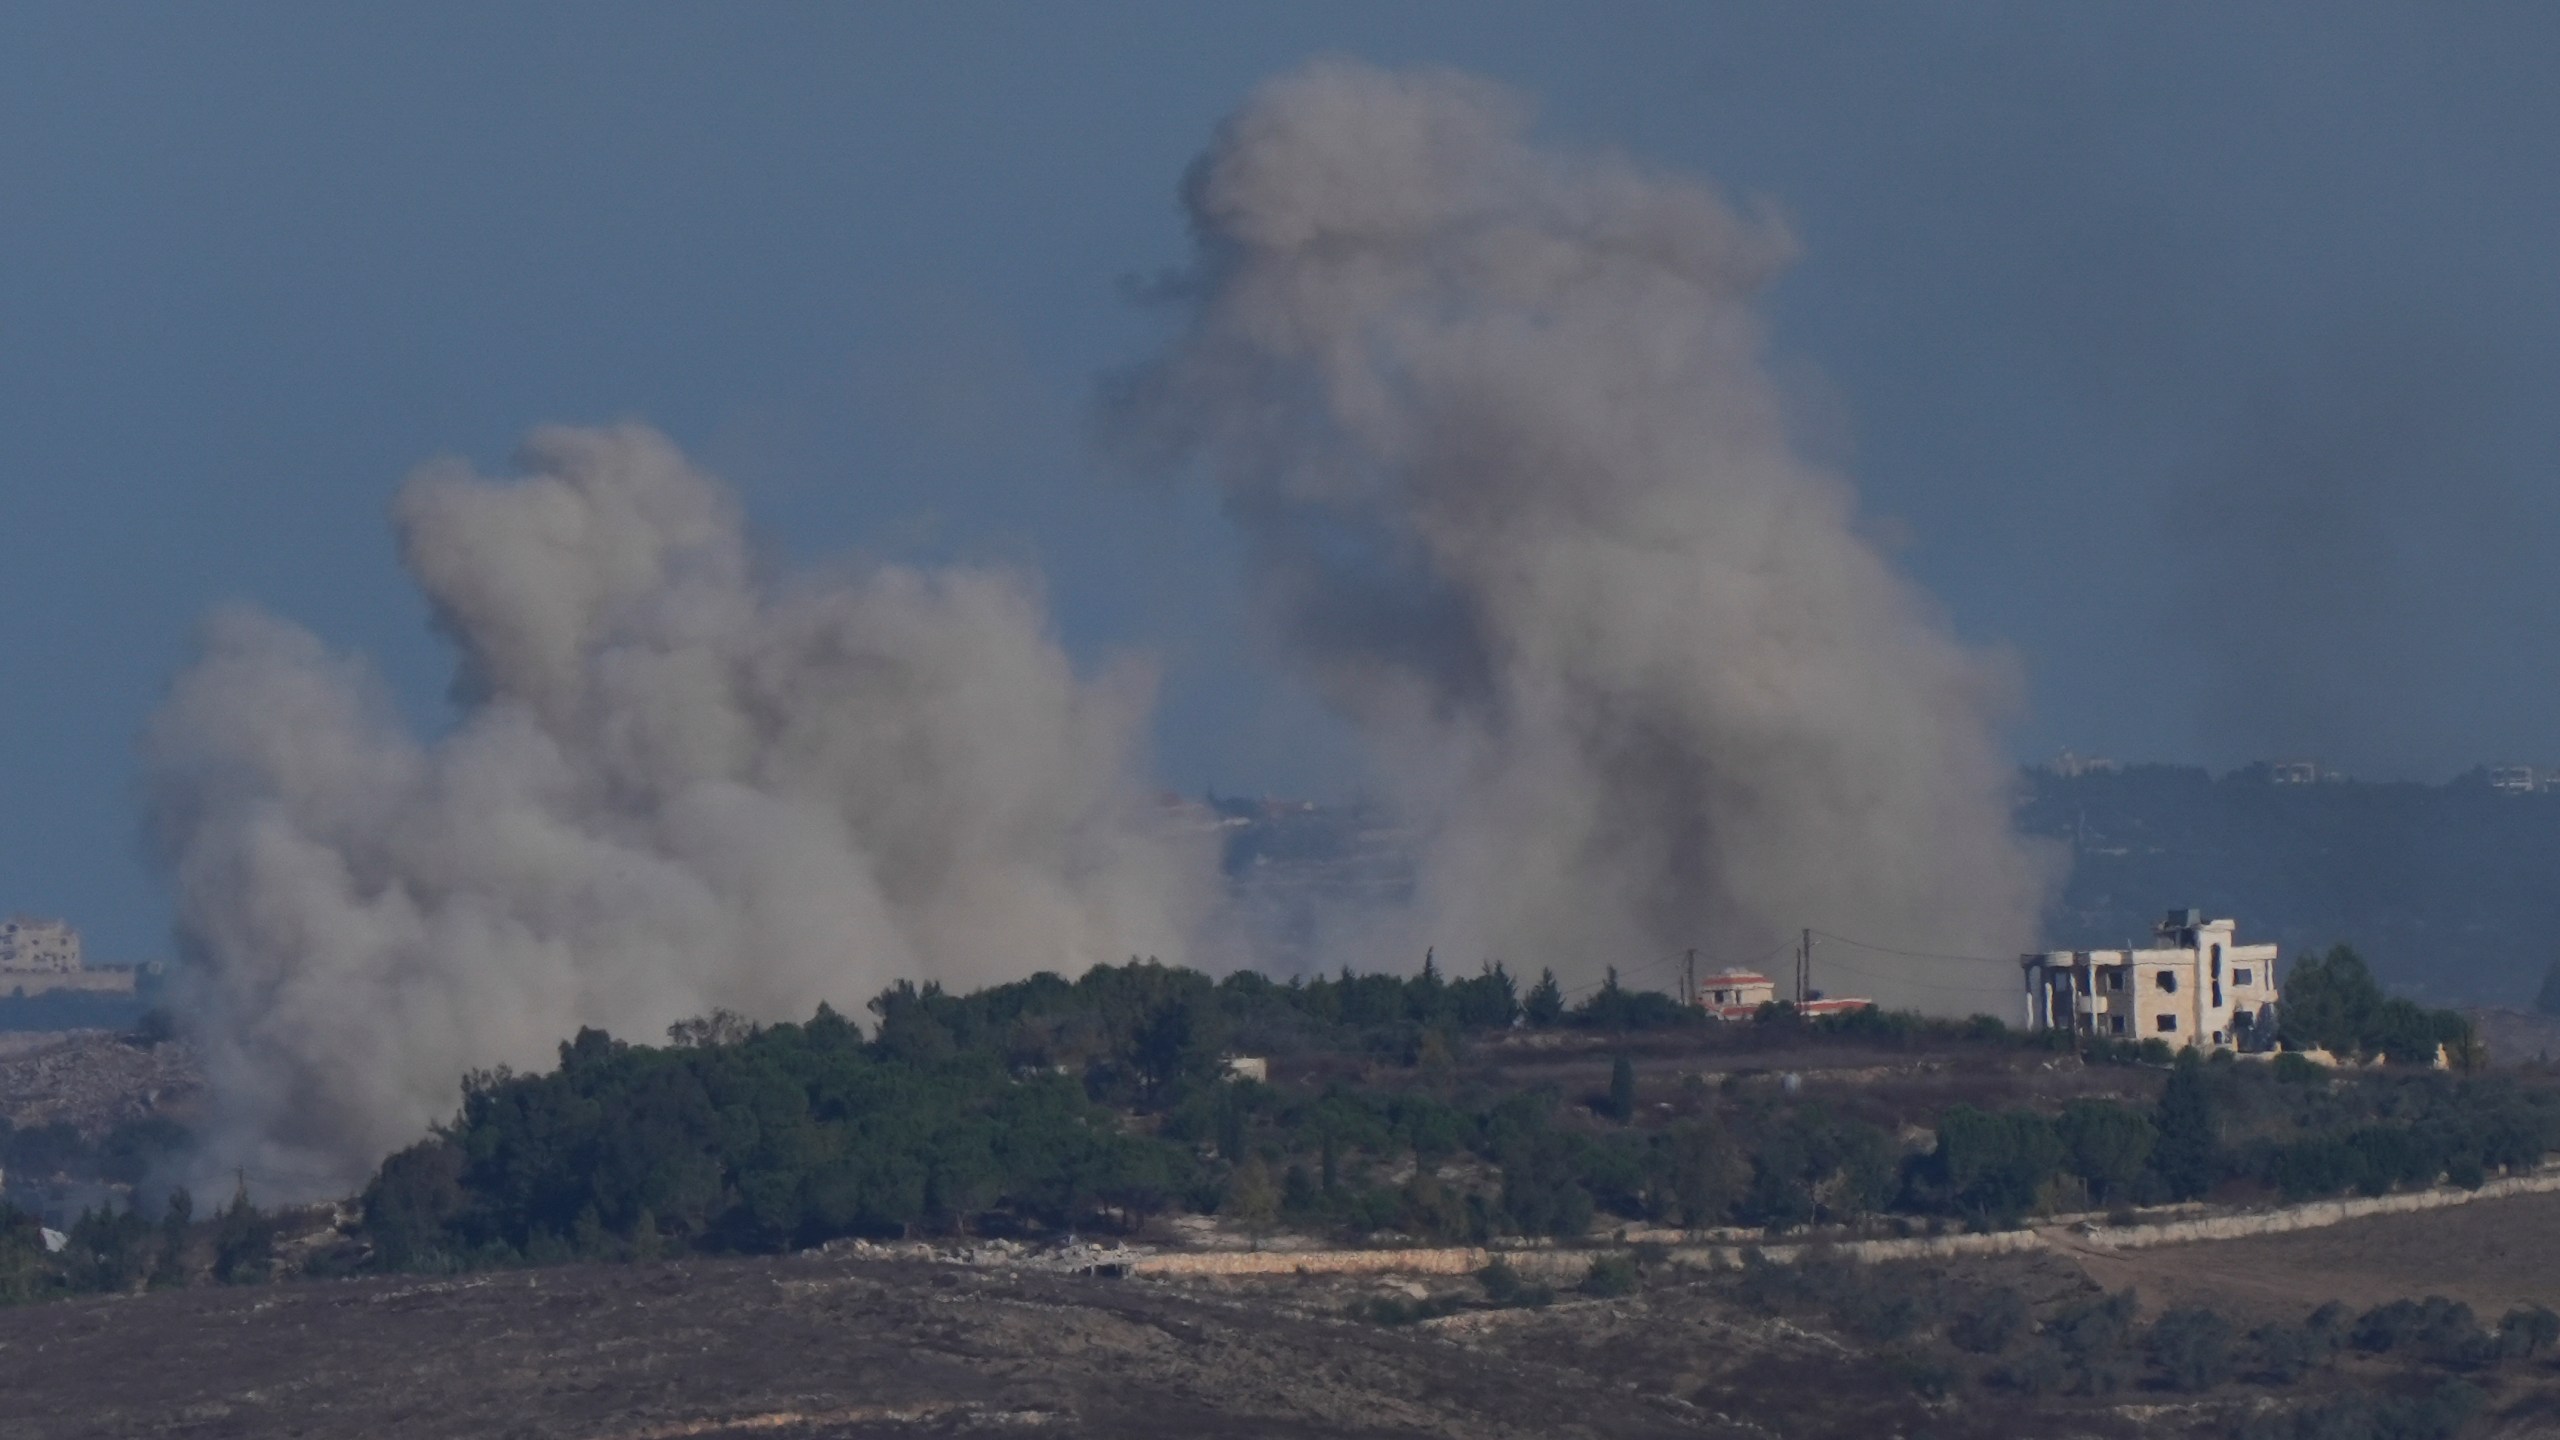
[0,1256,1732,1440]
[2063,1188,2560,1321]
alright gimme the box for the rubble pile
[0,1030,203,1133]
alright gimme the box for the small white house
[1696,969,1778,1018]
[1689,969,1872,1022]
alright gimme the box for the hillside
[14,1198,2560,1440]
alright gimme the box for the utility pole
[1683,948,1697,1008]
[1797,928,1811,1006]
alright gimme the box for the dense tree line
[0,1179,275,1305]
[2282,946,2479,1065]
[333,950,2558,1273]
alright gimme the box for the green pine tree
[1608,1055,1636,1123]
[2536,961,2560,1017]
[1524,969,1566,1026]
[2150,1051,2218,1201]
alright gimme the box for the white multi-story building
[0,917,82,973]
[2020,910,2281,1051]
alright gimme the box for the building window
[2106,970,2126,992]
[2156,971,2179,994]
[2156,1014,2178,1033]
[2212,981,2223,1008]
[2233,968,2253,987]
[2211,944,2222,979]
[2110,1016,2127,1035]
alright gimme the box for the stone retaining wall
[2069,1167,2560,1250]
[1130,1246,1501,1279]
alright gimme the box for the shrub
[1989,1340,2067,1397]
[2240,1379,2483,1440]
[2250,1303,2347,1384]
[1350,1291,1462,1326]
[2353,1296,2493,1366]
[2250,1323,2326,1384]
[2050,1288,2142,1395]
[2150,1051,2219,1201]
[1647,1119,1744,1228]
[1606,1056,1636,1124]
[1476,1257,1552,1308]
[2146,1306,2234,1391]
[211,1183,274,1286]
[1579,1253,1639,1298]
[2501,1303,2560,1358]
[2345,1126,2435,1195]
[1919,1105,2064,1224]
[2271,1052,2328,1084]
[1948,1288,2032,1355]
[2270,1137,2364,1201]
[2354,1298,2428,1353]
[1886,1351,1960,1399]
[2057,1099,2155,1203]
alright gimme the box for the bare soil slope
[2064,1187,2560,1321]
[0,1258,1730,1440]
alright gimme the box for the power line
[1558,948,1687,998]
[1548,940,1795,1000]
[1805,958,2011,999]
[1504,932,2016,1006]
[1808,929,2018,967]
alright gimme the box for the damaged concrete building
[2020,909,2280,1051]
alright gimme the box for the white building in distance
[0,917,136,998]
[1690,968,1873,1022]
[2020,909,2280,1051]
[0,917,81,973]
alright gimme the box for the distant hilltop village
[0,917,138,998]
[2043,749,2560,793]
[1191,762,2560,1010]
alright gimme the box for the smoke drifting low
[1112,62,2051,991]
[148,425,1214,1196]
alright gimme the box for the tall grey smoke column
[148,424,1212,1197]
[1118,62,2051,994]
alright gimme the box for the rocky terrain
[0,1031,200,1136]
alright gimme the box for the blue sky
[6,3,2557,960]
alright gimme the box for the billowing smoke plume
[148,62,2057,1195]
[1115,61,2051,996]
[147,423,1214,1197]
